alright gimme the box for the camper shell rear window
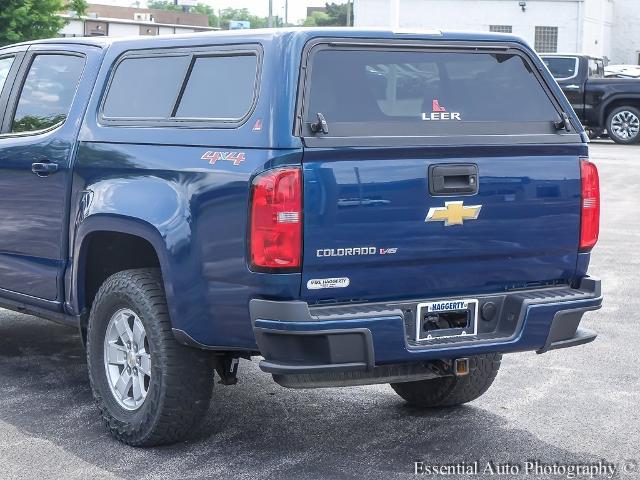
[298,41,574,145]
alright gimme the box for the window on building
[85,21,108,36]
[0,56,14,95]
[535,26,559,53]
[11,54,85,133]
[140,25,159,36]
[490,25,512,34]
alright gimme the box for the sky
[94,0,329,24]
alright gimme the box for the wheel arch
[71,215,175,342]
[599,94,640,126]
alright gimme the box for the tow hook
[453,358,470,377]
[215,355,240,385]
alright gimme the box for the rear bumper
[250,277,602,378]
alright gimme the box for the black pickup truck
[541,54,640,144]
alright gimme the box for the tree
[0,0,67,47]
[147,1,179,11]
[218,8,271,30]
[68,0,88,18]
[325,2,353,26]
[147,2,277,30]
[189,3,219,28]
[303,11,332,27]
[301,2,353,27]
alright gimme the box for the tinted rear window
[176,55,257,119]
[102,50,259,124]
[304,49,560,138]
[542,57,578,79]
[103,56,190,118]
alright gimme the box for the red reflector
[580,159,600,251]
[249,168,302,271]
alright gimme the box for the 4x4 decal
[201,151,246,166]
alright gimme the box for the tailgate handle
[429,164,478,196]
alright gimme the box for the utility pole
[173,0,189,13]
[174,0,188,14]
[268,0,273,28]
[346,0,351,26]
[285,0,289,26]
[390,0,400,29]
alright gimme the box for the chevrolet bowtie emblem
[425,201,482,226]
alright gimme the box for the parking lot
[0,141,637,480]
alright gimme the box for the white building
[354,0,640,64]
[58,15,214,37]
[612,0,640,64]
[58,4,214,38]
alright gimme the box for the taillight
[249,167,302,271]
[579,159,600,251]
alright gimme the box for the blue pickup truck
[0,28,601,446]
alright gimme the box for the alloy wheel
[103,308,151,411]
[611,110,640,141]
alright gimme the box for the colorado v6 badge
[426,201,482,226]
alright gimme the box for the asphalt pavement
[0,141,637,480]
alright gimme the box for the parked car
[541,53,640,144]
[0,29,601,446]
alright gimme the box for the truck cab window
[11,54,84,134]
[588,58,604,78]
[0,56,14,94]
[542,56,578,80]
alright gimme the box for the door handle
[31,161,59,177]
[429,164,479,196]
[564,84,581,90]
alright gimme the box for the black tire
[390,354,501,408]
[606,106,640,144]
[87,268,214,446]
[586,127,603,140]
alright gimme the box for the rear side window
[303,48,562,138]
[12,54,84,133]
[176,55,257,119]
[102,49,260,125]
[102,56,190,118]
[542,57,579,80]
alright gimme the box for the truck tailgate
[301,145,582,303]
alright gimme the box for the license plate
[415,298,478,341]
